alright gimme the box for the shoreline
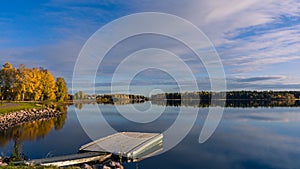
[0,108,64,130]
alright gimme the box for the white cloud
[221,25,300,73]
[184,0,300,41]
[2,0,300,91]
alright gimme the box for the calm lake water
[1,102,300,169]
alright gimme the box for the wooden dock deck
[28,132,163,166]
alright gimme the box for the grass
[0,102,42,115]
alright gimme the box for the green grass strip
[0,102,42,115]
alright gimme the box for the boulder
[81,163,93,169]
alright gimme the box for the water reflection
[74,103,85,110]
[70,99,300,108]
[70,99,300,109]
[0,106,67,160]
[1,103,300,168]
[72,98,146,110]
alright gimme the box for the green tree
[1,62,17,100]
[74,91,85,100]
[55,77,68,102]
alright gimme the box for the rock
[0,157,7,166]
[81,163,93,169]
[102,165,112,169]
[100,161,124,169]
[0,107,64,129]
[0,163,8,166]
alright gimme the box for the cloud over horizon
[1,0,300,94]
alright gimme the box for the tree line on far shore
[96,94,148,104]
[0,62,68,102]
[151,91,300,101]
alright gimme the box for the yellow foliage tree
[40,69,57,101]
[0,63,64,101]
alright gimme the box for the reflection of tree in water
[54,113,66,130]
[75,103,84,109]
[151,91,300,107]
[0,106,67,160]
[54,106,67,130]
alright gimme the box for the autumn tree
[25,68,43,101]
[3,62,13,69]
[14,68,25,101]
[74,91,85,100]
[40,69,57,101]
[55,77,68,102]
[0,62,65,101]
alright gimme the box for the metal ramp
[28,152,111,167]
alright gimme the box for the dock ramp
[28,152,111,167]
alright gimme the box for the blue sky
[1,0,300,95]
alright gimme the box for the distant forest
[150,91,300,107]
[96,94,148,104]
[74,91,300,107]
[151,91,300,101]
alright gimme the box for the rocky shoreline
[0,108,64,130]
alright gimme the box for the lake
[1,102,300,169]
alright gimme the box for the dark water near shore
[1,103,300,169]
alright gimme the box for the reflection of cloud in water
[221,125,300,168]
[223,108,300,122]
[238,115,286,122]
[171,122,300,169]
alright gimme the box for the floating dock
[28,132,163,166]
[80,132,163,162]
